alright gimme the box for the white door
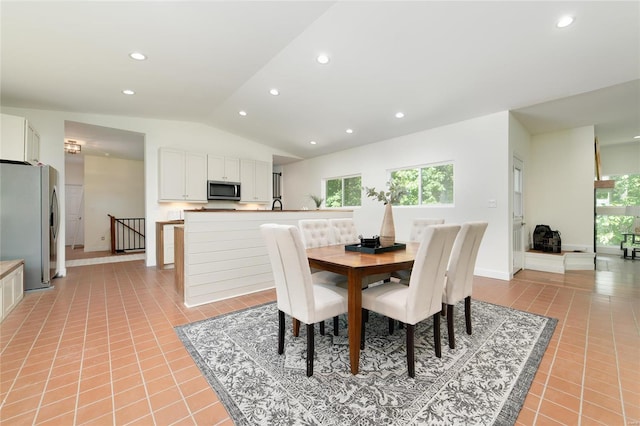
[65,184,84,248]
[512,157,525,275]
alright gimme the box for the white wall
[64,158,84,185]
[0,106,296,273]
[527,126,595,252]
[84,156,144,252]
[600,142,640,175]
[283,112,512,280]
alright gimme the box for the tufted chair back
[410,218,445,242]
[298,219,336,248]
[329,218,360,245]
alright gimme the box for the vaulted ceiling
[2,1,638,162]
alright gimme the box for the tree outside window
[596,174,640,246]
[390,162,454,206]
[326,175,362,207]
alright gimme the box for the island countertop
[0,259,24,280]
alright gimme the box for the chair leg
[433,313,441,358]
[441,302,446,317]
[447,304,455,349]
[278,310,285,355]
[333,316,339,336]
[319,321,325,336]
[465,296,472,335]
[360,309,367,350]
[293,318,300,337]
[406,324,415,378]
[388,317,395,335]
[307,323,314,377]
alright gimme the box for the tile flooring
[1,256,638,425]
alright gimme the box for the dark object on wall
[533,224,561,253]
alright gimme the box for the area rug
[175,300,556,425]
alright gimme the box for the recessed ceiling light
[395,112,405,119]
[122,89,135,95]
[239,110,247,116]
[317,54,330,65]
[129,52,147,61]
[556,15,574,28]
[269,88,280,96]
[346,128,354,134]
[310,140,317,145]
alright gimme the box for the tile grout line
[102,275,117,425]
[576,293,594,426]
[115,265,154,426]
[608,296,627,424]
[72,277,95,425]
[126,264,195,424]
[532,288,577,425]
[30,284,80,424]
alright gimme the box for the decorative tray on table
[345,241,406,254]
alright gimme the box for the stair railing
[108,214,145,254]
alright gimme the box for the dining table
[306,242,420,375]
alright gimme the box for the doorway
[64,121,145,266]
[512,157,525,275]
[65,183,84,248]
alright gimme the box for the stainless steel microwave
[207,180,241,200]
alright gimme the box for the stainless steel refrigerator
[0,161,60,290]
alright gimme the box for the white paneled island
[181,209,353,307]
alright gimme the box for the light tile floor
[1,256,638,425]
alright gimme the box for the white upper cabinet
[207,155,240,182]
[240,159,271,203]
[158,148,207,202]
[1,114,40,164]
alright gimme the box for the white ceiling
[2,1,639,163]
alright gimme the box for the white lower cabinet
[240,159,271,203]
[158,148,207,202]
[1,261,24,322]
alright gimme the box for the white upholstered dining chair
[392,218,445,281]
[442,221,488,349]
[329,218,360,244]
[360,224,460,377]
[298,219,347,283]
[328,218,390,287]
[260,224,348,377]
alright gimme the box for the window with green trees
[596,174,640,246]
[390,162,454,206]
[325,175,362,207]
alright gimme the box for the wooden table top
[306,242,419,269]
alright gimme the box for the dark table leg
[347,269,363,375]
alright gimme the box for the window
[596,174,640,246]
[390,162,454,206]
[325,175,362,207]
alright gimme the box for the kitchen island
[180,209,353,307]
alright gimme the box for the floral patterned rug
[175,300,556,425]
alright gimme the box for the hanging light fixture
[64,140,81,154]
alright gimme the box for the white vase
[379,203,395,247]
